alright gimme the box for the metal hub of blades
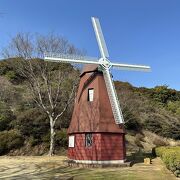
[99,58,112,70]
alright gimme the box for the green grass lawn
[0,156,177,180]
[45,158,176,180]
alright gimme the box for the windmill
[44,17,151,165]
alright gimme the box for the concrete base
[64,159,132,168]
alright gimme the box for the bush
[0,130,24,155]
[28,136,41,147]
[144,114,180,140]
[0,59,25,84]
[5,71,17,82]
[55,129,68,148]
[150,86,179,105]
[13,108,49,140]
[0,109,15,131]
[155,146,180,177]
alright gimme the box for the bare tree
[2,33,80,156]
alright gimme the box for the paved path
[0,156,177,180]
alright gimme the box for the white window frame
[88,88,94,102]
[69,135,75,147]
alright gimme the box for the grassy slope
[126,130,180,153]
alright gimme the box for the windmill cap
[80,64,99,77]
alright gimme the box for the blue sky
[0,0,180,90]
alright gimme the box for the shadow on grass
[126,149,155,165]
[0,164,92,180]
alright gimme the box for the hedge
[155,146,180,177]
[0,130,24,155]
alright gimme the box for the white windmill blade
[103,69,124,124]
[91,17,109,58]
[111,62,151,72]
[44,53,100,65]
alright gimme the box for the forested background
[0,58,180,155]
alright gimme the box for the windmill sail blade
[44,53,100,65]
[91,17,109,58]
[111,62,151,72]
[103,69,124,124]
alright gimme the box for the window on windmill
[69,135,75,147]
[85,133,93,147]
[88,88,94,102]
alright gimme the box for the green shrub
[0,130,24,155]
[144,114,180,140]
[13,108,49,140]
[0,109,15,131]
[0,59,25,84]
[155,146,180,177]
[5,71,16,81]
[150,86,179,104]
[55,129,68,148]
[42,132,50,143]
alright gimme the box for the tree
[151,85,178,104]
[115,81,140,130]
[2,33,81,155]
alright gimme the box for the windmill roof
[80,64,99,77]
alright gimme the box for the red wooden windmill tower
[45,17,151,165]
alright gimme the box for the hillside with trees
[0,58,180,156]
[0,33,179,156]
